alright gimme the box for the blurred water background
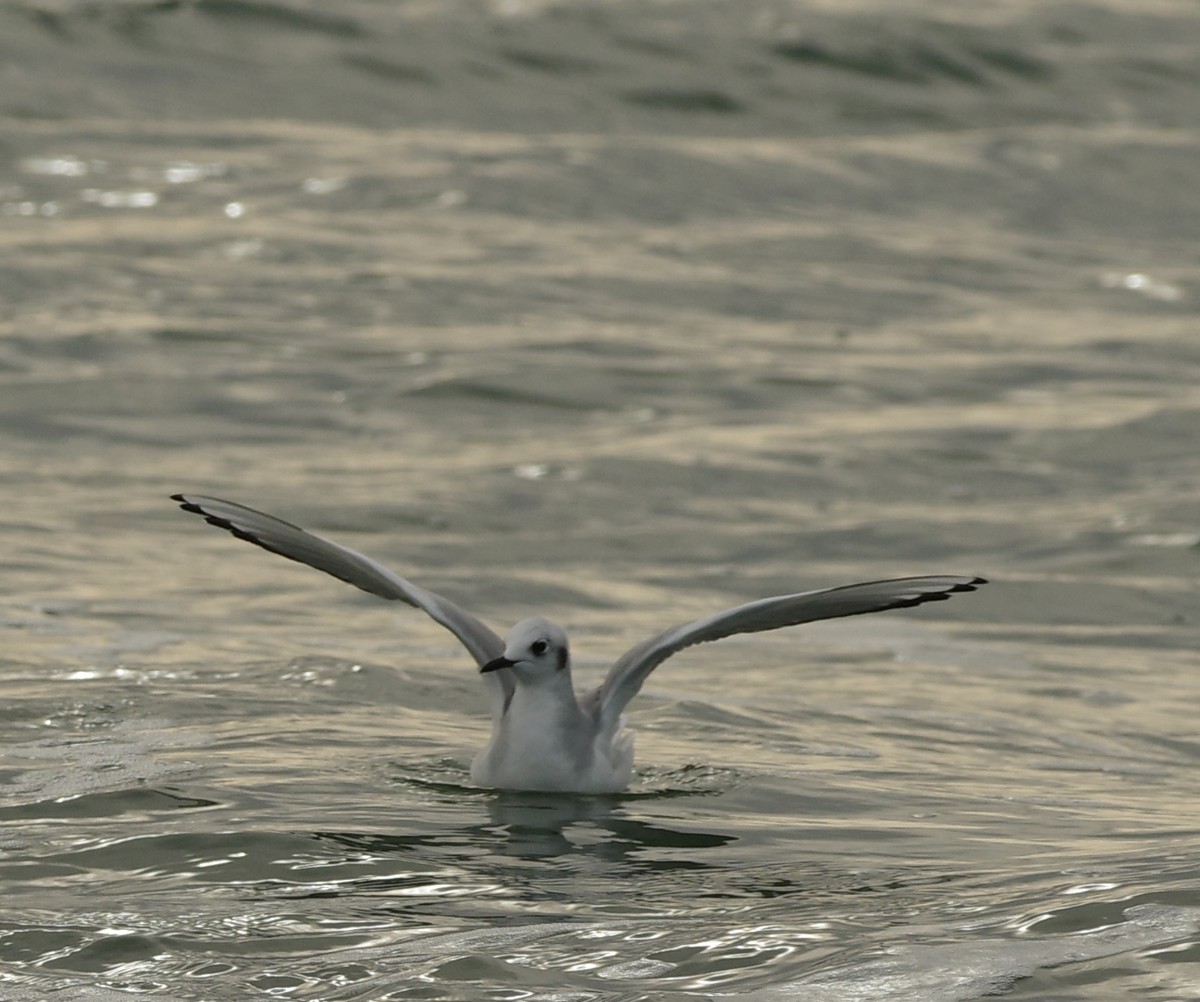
[2,0,1200,998]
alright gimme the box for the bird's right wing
[171,494,513,713]
[588,575,986,735]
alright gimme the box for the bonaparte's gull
[172,494,986,793]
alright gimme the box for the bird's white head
[480,617,570,681]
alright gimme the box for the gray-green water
[2,1,1200,998]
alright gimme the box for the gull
[171,494,986,793]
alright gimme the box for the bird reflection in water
[311,787,733,872]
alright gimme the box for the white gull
[172,494,985,793]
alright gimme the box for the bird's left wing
[587,575,986,734]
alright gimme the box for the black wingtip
[883,576,988,613]
[171,492,203,515]
[952,576,988,591]
[934,576,988,599]
[171,493,246,537]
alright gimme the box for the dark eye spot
[531,639,549,657]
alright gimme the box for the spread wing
[588,575,986,735]
[171,494,513,715]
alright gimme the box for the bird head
[480,617,570,681]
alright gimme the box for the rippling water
[3,0,1200,998]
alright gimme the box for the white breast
[470,688,634,793]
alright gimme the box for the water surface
[2,0,1199,998]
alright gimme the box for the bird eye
[530,639,549,656]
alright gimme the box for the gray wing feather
[590,575,986,733]
[171,495,512,709]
